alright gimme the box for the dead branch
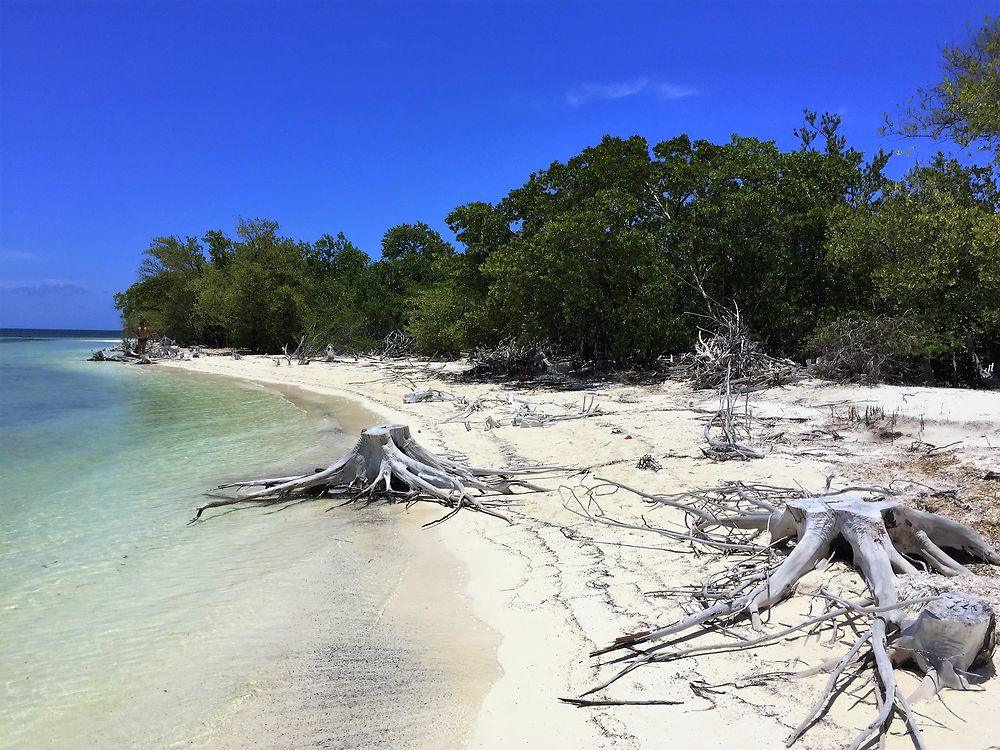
[665,303,804,392]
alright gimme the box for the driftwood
[568,479,999,749]
[194,423,550,526]
[463,338,561,379]
[89,336,181,364]
[702,368,764,461]
[511,394,604,428]
[403,388,462,404]
[807,316,924,384]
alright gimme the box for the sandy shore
[160,354,1000,750]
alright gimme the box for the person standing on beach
[135,321,150,357]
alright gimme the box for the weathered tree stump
[894,591,997,700]
[194,423,546,525]
[578,485,1000,749]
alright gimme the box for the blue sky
[1,0,995,328]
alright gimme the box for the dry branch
[666,304,804,392]
[368,330,417,359]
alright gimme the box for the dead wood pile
[666,306,804,392]
[89,336,183,363]
[463,339,566,379]
[368,330,417,359]
[808,316,923,384]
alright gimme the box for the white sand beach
[160,354,1000,750]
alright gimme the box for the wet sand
[149,366,500,750]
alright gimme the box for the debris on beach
[665,304,804,393]
[88,336,185,364]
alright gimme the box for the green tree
[300,233,374,350]
[195,219,309,351]
[886,17,1000,158]
[828,156,1000,381]
[649,114,888,350]
[114,236,207,340]
[481,135,686,359]
[367,222,456,335]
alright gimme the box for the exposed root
[193,423,551,525]
[571,480,1000,748]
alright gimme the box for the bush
[807,316,939,383]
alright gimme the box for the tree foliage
[115,19,1000,388]
[886,17,1000,158]
[828,155,1000,378]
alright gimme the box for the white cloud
[0,249,40,261]
[0,279,88,296]
[566,78,649,106]
[654,83,698,100]
[566,77,697,107]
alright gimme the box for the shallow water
[0,334,493,749]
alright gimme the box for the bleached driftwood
[666,303,803,392]
[894,591,996,700]
[403,388,462,404]
[194,423,549,526]
[702,374,763,461]
[512,395,604,428]
[368,330,417,359]
[570,480,999,749]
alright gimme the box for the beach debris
[666,302,804,392]
[463,338,560,379]
[702,368,764,461]
[89,346,126,362]
[403,388,462,404]
[88,336,182,363]
[510,394,604,428]
[194,423,553,526]
[368,330,417,359]
[807,315,927,384]
[565,479,1000,749]
[635,455,661,472]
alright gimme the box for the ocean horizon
[0,327,125,339]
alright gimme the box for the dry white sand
[160,354,1000,750]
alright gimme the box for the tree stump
[194,423,546,525]
[894,591,997,699]
[580,485,1000,749]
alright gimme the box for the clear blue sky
[1,0,995,328]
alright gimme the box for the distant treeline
[116,21,1000,384]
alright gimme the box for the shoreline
[153,359,500,749]
[158,354,1000,750]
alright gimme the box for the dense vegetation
[116,19,1000,385]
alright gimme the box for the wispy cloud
[654,83,698,100]
[0,249,41,261]
[565,77,697,107]
[0,279,88,296]
[566,78,649,106]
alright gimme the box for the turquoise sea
[0,331,491,749]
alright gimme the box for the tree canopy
[886,16,1000,158]
[115,20,1000,386]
